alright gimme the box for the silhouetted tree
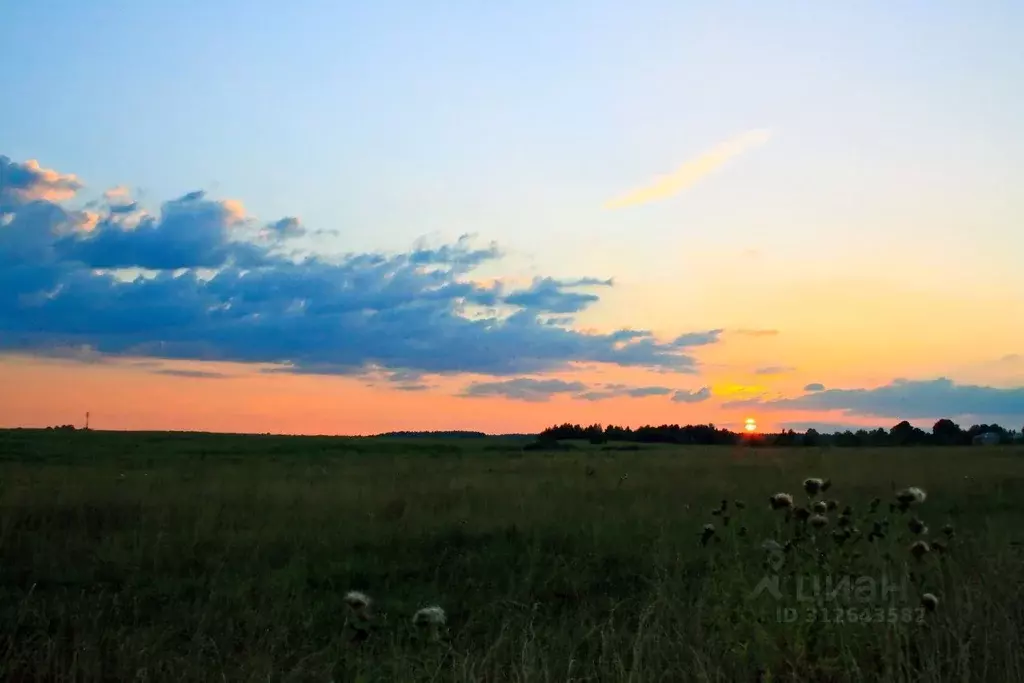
[931,418,963,445]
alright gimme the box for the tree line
[538,419,1022,447]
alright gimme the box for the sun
[744,417,757,433]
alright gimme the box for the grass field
[2,429,1023,682]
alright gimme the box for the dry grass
[1,429,1023,681]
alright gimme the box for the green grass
[2,429,1023,682]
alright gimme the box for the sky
[2,1,1023,435]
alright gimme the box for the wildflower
[810,514,829,529]
[812,501,828,515]
[345,591,373,642]
[412,605,447,641]
[821,478,832,492]
[838,514,852,528]
[841,505,853,517]
[735,500,746,510]
[793,506,811,522]
[869,497,881,513]
[832,528,849,544]
[803,478,825,496]
[344,591,372,613]
[908,517,928,535]
[868,521,886,542]
[920,593,939,612]
[931,539,947,554]
[770,493,794,510]
[910,540,931,559]
[738,525,748,537]
[700,523,716,546]
[413,605,446,626]
[825,499,839,512]
[942,523,955,538]
[896,487,927,507]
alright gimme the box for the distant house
[972,432,1001,446]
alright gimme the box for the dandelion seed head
[896,487,927,506]
[770,493,794,510]
[812,501,828,515]
[344,591,372,610]
[803,478,825,496]
[412,605,447,626]
[909,517,928,535]
[810,514,829,529]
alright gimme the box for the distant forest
[539,419,1023,447]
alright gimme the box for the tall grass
[1,430,1023,681]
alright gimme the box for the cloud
[55,189,252,269]
[152,368,231,379]
[725,377,1024,421]
[578,383,675,401]
[732,328,779,338]
[1000,354,1021,363]
[1,156,84,207]
[0,153,726,378]
[461,378,589,402]
[778,421,878,433]
[504,277,613,314]
[804,383,826,392]
[605,129,772,210]
[754,365,795,376]
[264,216,306,239]
[460,378,699,402]
[672,387,712,403]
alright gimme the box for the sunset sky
[2,1,1023,435]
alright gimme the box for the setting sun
[744,418,757,432]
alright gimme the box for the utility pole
[85,411,90,430]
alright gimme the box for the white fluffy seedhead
[345,591,372,610]
[412,605,446,626]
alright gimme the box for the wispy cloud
[604,129,772,210]
[671,387,712,403]
[754,365,796,376]
[725,377,1024,421]
[732,328,779,338]
[460,378,705,403]
[153,368,232,379]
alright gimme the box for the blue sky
[2,1,1023,433]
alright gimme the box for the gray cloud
[725,377,1024,421]
[460,378,701,402]
[778,421,879,433]
[754,365,795,375]
[461,378,589,402]
[1,153,726,378]
[153,368,232,379]
[503,277,613,314]
[803,383,825,391]
[671,387,712,403]
[1,156,83,208]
